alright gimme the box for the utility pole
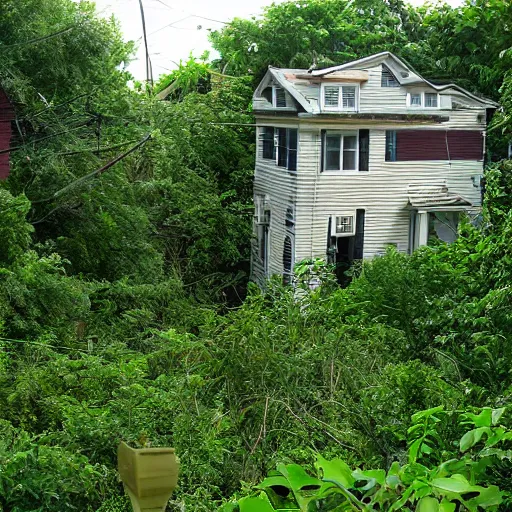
[138,0,153,88]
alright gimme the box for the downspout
[311,130,320,258]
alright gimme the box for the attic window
[322,84,358,111]
[273,87,287,108]
[381,65,399,87]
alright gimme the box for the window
[276,128,298,171]
[262,87,273,103]
[425,93,438,108]
[331,215,354,236]
[273,87,287,108]
[285,206,295,229]
[261,127,275,159]
[385,130,397,161]
[381,65,399,87]
[323,132,358,171]
[322,85,358,111]
[409,93,422,107]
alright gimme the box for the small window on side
[261,127,275,160]
[385,130,397,162]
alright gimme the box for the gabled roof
[257,52,498,112]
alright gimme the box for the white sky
[91,0,462,80]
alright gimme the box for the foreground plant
[225,406,511,511]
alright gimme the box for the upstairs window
[261,127,297,171]
[277,128,298,171]
[261,127,275,159]
[273,87,287,108]
[407,91,440,108]
[425,93,438,108]
[323,132,358,171]
[381,65,399,87]
[322,84,358,111]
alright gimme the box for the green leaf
[315,454,355,488]
[459,427,491,452]
[238,493,276,512]
[491,407,506,426]
[461,408,492,428]
[464,485,503,509]
[431,475,472,494]
[276,463,322,493]
[409,438,423,463]
[411,406,445,424]
[439,499,456,512]
[416,497,439,512]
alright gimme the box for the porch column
[417,210,429,248]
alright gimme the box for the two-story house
[250,51,497,285]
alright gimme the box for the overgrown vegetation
[2,0,512,511]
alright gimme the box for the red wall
[396,130,484,161]
[0,89,14,179]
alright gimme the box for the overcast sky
[91,0,462,80]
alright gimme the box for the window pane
[287,150,297,171]
[344,135,357,150]
[326,150,340,170]
[342,87,356,109]
[324,86,339,107]
[381,65,399,87]
[262,127,274,159]
[326,134,340,150]
[277,128,288,166]
[385,130,397,161]
[425,93,438,107]
[343,150,356,170]
[410,93,421,106]
[288,128,298,150]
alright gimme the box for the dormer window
[381,65,399,87]
[322,84,358,111]
[273,86,287,108]
[407,91,440,108]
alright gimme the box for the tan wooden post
[118,442,179,512]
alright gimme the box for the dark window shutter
[359,129,369,171]
[320,129,326,172]
[354,209,365,259]
[287,129,298,171]
[283,236,293,285]
[277,128,288,166]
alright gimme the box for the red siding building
[0,88,14,179]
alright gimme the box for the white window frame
[330,213,356,237]
[272,86,287,108]
[407,91,440,109]
[321,83,359,112]
[323,130,359,172]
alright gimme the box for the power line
[1,26,75,49]
[151,0,228,25]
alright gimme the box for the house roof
[407,181,474,209]
[259,51,498,112]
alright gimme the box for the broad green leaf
[315,454,354,488]
[411,406,445,424]
[416,496,439,512]
[409,438,423,463]
[464,485,503,509]
[257,476,291,496]
[491,407,506,426]
[431,475,472,494]
[276,464,321,492]
[238,493,276,512]
[459,427,491,452]
[439,499,456,512]
[461,408,492,428]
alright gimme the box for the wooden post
[118,442,179,512]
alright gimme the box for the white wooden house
[250,51,497,285]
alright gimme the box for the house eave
[297,113,450,123]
